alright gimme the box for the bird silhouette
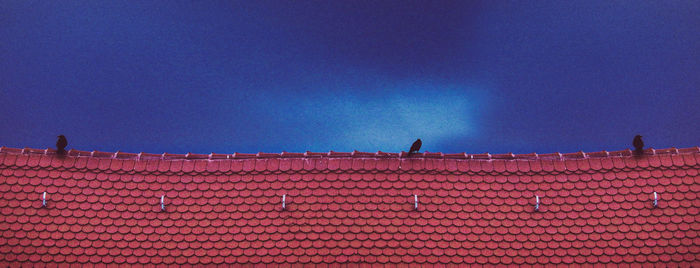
[56,135,68,155]
[633,135,644,155]
[408,139,422,156]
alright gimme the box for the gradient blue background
[1,1,698,154]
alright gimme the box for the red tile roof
[0,146,698,266]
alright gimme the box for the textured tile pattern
[0,147,698,266]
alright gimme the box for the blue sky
[1,1,698,154]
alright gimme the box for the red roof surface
[0,146,699,266]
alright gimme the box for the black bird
[408,139,422,156]
[633,135,644,155]
[56,135,68,155]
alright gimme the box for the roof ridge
[0,146,698,160]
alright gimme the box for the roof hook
[535,195,540,211]
[414,194,418,210]
[160,195,165,211]
[653,192,658,208]
[282,194,286,210]
[42,192,47,207]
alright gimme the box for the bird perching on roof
[633,135,644,155]
[56,135,68,155]
[407,139,422,157]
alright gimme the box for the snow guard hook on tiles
[535,195,540,211]
[160,195,165,211]
[653,192,658,208]
[42,192,47,207]
[282,194,286,210]
[414,194,418,210]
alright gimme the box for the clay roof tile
[0,146,697,266]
